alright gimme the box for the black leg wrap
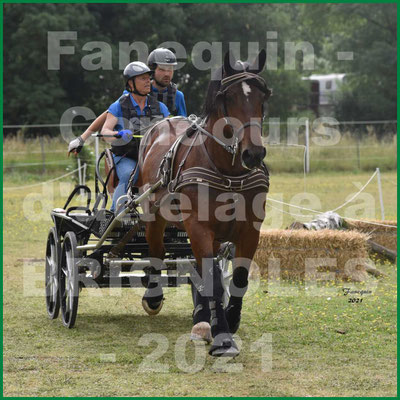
[191,283,210,325]
[225,300,242,334]
[142,267,164,310]
[207,260,239,357]
[224,264,248,333]
[207,259,229,334]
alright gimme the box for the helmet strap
[127,78,147,97]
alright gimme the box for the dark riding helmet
[123,61,151,94]
[147,48,177,70]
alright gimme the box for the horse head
[216,50,271,170]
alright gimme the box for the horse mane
[200,66,223,118]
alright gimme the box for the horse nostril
[242,147,266,169]
[242,149,250,160]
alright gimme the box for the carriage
[45,142,234,329]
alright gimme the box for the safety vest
[149,82,177,116]
[111,94,163,159]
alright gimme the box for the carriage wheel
[59,231,81,328]
[45,227,61,319]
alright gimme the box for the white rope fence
[3,165,85,191]
[329,170,378,213]
[4,163,395,229]
[266,168,396,229]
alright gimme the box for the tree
[301,4,397,123]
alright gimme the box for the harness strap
[155,115,269,195]
[188,115,235,154]
[170,131,199,189]
[173,166,269,193]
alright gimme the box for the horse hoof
[209,343,240,358]
[190,322,212,344]
[142,298,164,315]
[209,335,239,357]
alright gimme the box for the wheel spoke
[46,255,53,269]
[68,290,74,311]
[51,276,58,300]
[65,291,70,313]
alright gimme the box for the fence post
[39,136,46,174]
[356,133,361,170]
[376,167,385,220]
[305,119,310,173]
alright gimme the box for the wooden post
[40,136,45,174]
[376,167,385,220]
[305,119,310,173]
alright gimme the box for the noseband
[190,71,271,166]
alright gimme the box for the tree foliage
[4,3,397,134]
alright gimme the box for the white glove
[68,136,84,155]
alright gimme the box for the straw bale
[252,229,370,282]
[345,219,397,251]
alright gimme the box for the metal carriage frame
[45,158,234,329]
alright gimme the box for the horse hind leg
[142,215,167,315]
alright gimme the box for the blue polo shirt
[151,85,187,117]
[108,93,170,131]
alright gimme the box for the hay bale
[252,229,370,282]
[345,219,397,251]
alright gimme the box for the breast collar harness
[188,71,270,165]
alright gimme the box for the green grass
[265,133,397,174]
[263,170,397,229]
[3,267,397,396]
[3,169,397,396]
[4,134,397,178]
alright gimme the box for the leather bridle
[189,71,271,166]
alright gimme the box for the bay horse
[136,50,271,357]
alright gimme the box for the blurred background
[3,3,397,178]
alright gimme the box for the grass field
[3,167,397,396]
[3,132,397,179]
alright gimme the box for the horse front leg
[187,224,239,357]
[142,214,167,315]
[190,280,212,343]
[225,231,260,334]
[190,240,222,344]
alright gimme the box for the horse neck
[203,115,246,176]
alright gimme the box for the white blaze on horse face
[242,82,251,100]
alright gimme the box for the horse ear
[223,50,236,76]
[248,49,266,74]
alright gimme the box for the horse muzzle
[241,146,267,169]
